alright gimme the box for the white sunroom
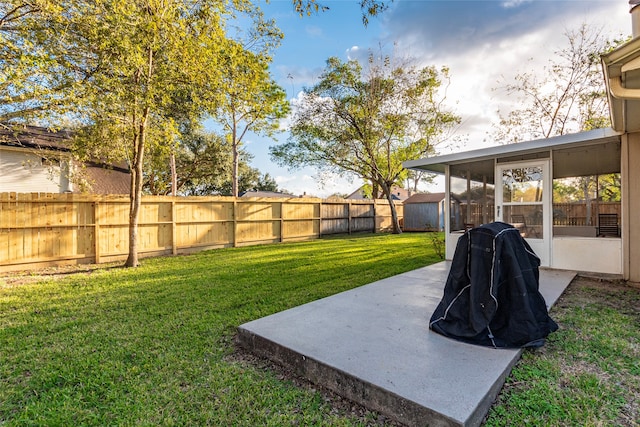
[404,128,623,277]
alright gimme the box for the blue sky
[238,0,631,197]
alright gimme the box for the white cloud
[346,45,361,60]
[386,1,630,151]
[257,1,632,197]
[501,0,533,9]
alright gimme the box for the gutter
[608,76,640,100]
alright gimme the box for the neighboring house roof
[0,123,72,151]
[240,190,297,198]
[83,162,131,195]
[345,187,365,199]
[0,123,131,194]
[347,185,411,201]
[403,192,445,204]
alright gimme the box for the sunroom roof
[403,128,622,174]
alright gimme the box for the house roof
[240,190,297,198]
[1,123,131,195]
[403,128,622,175]
[347,185,410,201]
[83,162,131,194]
[403,192,445,204]
[0,124,72,151]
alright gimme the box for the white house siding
[0,148,69,193]
[448,232,622,276]
[552,237,622,275]
[624,133,640,282]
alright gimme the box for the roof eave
[403,128,622,174]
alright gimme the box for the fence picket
[0,193,401,271]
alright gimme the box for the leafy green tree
[143,125,229,196]
[254,172,279,192]
[1,0,387,266]
[291,0,388,25]
[1,2,39,121]
[213,39,289,197]
[0,0,386,123]
[75,0,237,266]
[142,123,280,196]
[217,167,281,196]
[270,55,460,233]
[599,174,621,202]
[53,0,275,266]
[406,169,435,195]
[552,179,581,203]
[0,1,88,122]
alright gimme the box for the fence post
[348,201,352,235]
[94,199,100,264]
[233,198,238,247]
[318,200,323,237]
[171,198,177,255]
[372,200,377,233]
[280,200,285,242]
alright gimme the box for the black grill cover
[429,222,558,348]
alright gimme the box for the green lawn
[485,277,639,427]
[2,233,638,426]
[0,233,439,426]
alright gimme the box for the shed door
[496,160,551,266]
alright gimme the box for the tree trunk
[583,178,592,226]
[232,143,239,197]
[387,194,402,234]
[125,130,145,267]
[126,47,152,267]
[380,182,402,234]
[125,105,149,267]
[371,181,379,199]
[170,152,177,196]
[232,123,239,197]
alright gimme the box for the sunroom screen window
[502,167,543,203]
[552,141,621,238]
[449,161,495,232]
[552,174,621,237]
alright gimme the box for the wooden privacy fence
[0,193,402,271]
[451,201,622,228]
[552,202,621,225]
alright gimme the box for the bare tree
[493,24,625,143]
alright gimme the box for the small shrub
[429,231,445,260]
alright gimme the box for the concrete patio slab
[237,262,575,427]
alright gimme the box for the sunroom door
[496,160,551,266]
